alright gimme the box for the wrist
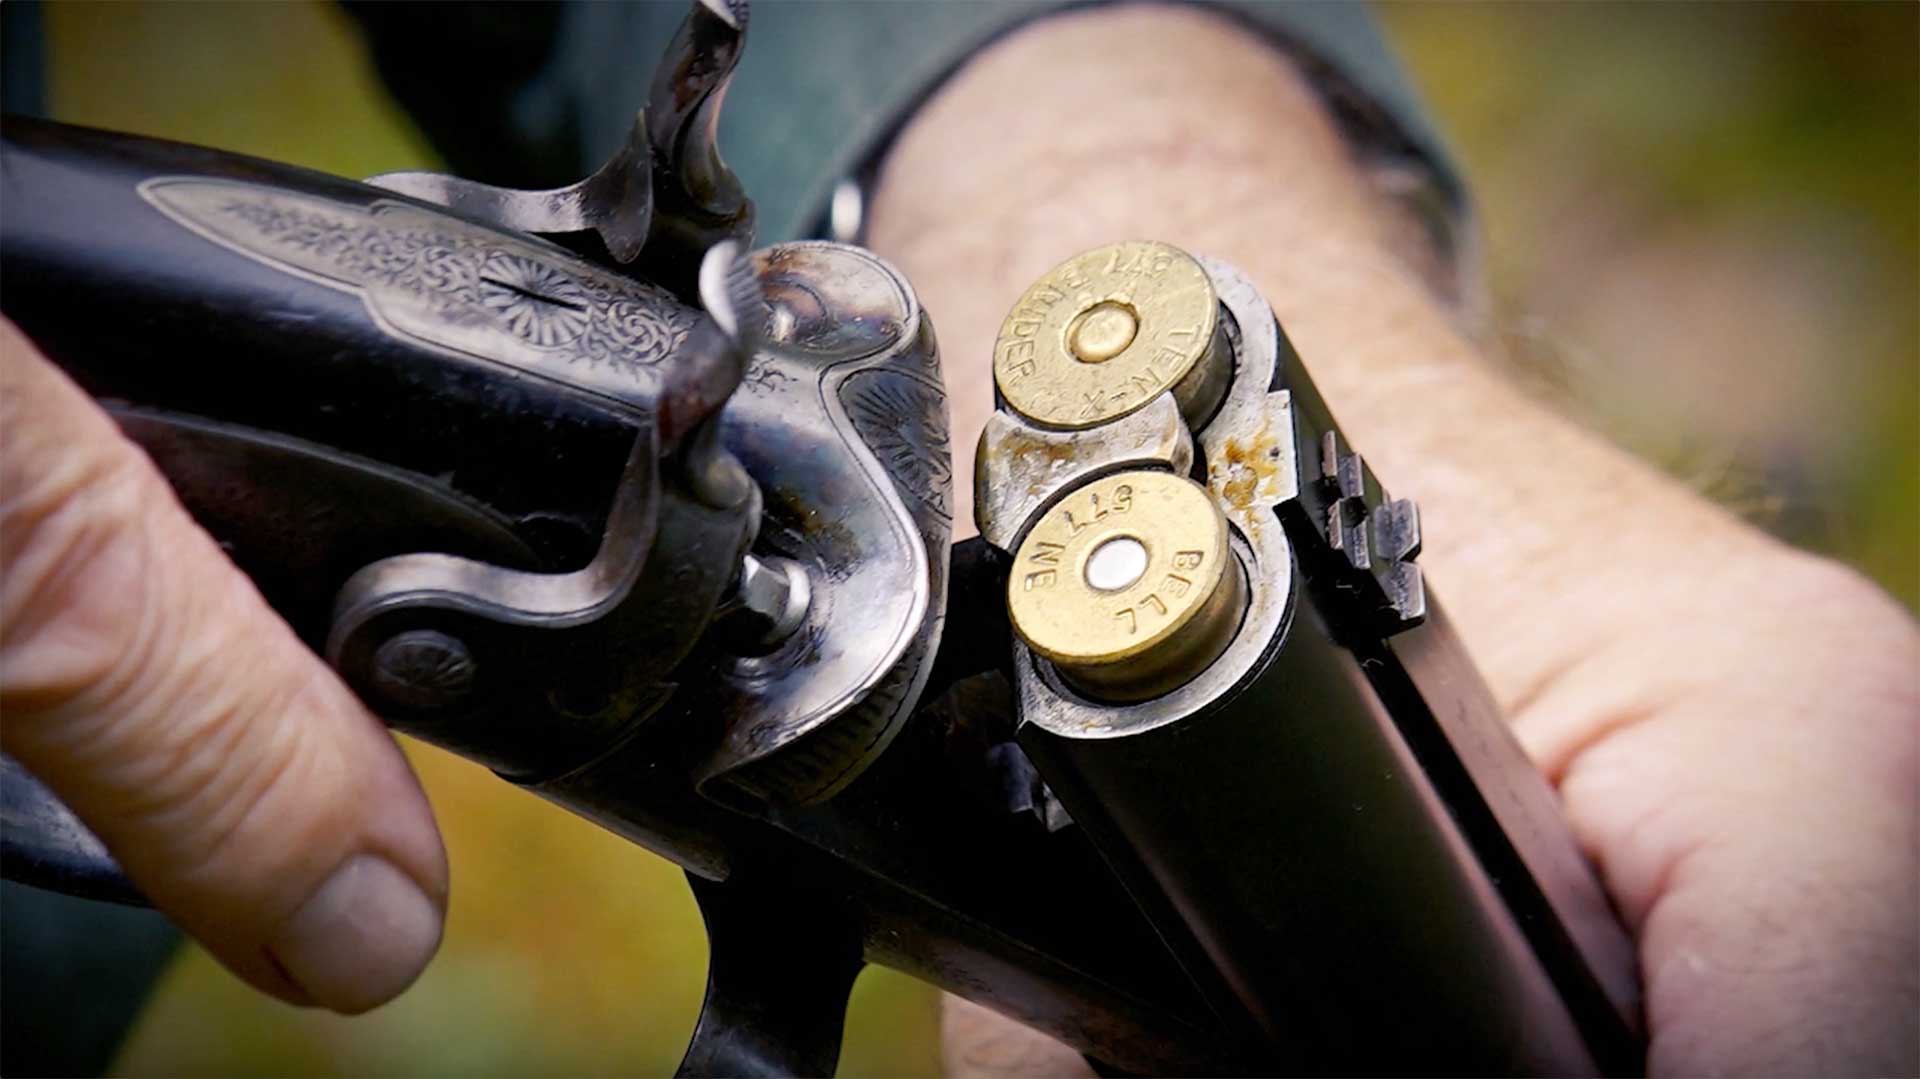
[866,3,1756,700]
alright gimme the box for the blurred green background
[29,1,1917,1075]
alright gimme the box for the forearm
[868,3,1914,791]
[867,6,1918,1075]
[870,5,1772,719]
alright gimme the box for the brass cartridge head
[993,241,1222,430]
[1007,470,1245,702]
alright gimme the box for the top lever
[367,0,751,290]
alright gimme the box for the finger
[1544,556,1920,1075]
[0,318,448,1014]
[941,994,1095,1079]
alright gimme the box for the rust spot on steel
[1215,418,1281,516]
[983,430,1081,497]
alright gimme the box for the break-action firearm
[0,3,1643,1073]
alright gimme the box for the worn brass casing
[1007,470,1244,701]
[993,240,1224,430]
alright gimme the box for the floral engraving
[478,253,591,348]
[141,178,698,397]
[842,368,952,529]
[740,360,796,395]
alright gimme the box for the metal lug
[368,113,654,263]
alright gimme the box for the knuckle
[106,662,360,903]
[0,414,368,878]
[1766,554,1919,699]
[0,442,168,717]
[1,332,403,931]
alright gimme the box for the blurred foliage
[1378,1,1917,607]
[32,1,1916,1076]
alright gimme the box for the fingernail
[269,854,443,1014]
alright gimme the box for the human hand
[0,317,447,1014]
[867,8,1918,1075]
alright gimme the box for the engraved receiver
[0,6,1647,1074]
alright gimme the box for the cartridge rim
[992,241,1219,430]
[1007,470,1242,701]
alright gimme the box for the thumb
[0,318,448,1014]
[942,993,1095,1079]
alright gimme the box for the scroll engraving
[139,178,696,401]
[841,367,952,529]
